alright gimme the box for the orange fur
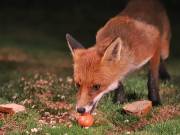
[67,0,171,110]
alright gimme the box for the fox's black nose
[77,107,85,113]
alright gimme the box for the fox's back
[96,0,168,41]
[95,0,170,68]
[120,0,166,33]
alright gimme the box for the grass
[42,124,111,135]
[134,116,180,135]
[0,35,179,135]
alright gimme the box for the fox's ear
[66,33,84,56]
[101,37,122,63]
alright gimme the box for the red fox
[66,0,171,114]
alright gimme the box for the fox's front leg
[113,82,126,104]
[147,49,161,105]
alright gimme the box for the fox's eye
[75,83,80,89]
[92,84,101,91]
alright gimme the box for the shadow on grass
[126,92,145,102]
[172,75,180,88]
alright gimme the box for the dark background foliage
[0,0,179,56]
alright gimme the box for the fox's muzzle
[77,107,86,113]
[76,101,97,114]
[76,81,119,113]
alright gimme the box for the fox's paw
[152,100,162,106]
[149,96,161,106]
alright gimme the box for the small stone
[50,120,56,125]
[61,95,65,100]
[92,112,97,115]
[52,126,56,128]
[31,105,36,109]
[31,128,38,133]
[59,78,63,82]
[124,119,129,123]
[44,112,50,116]
[126,131,131,134]
[66,76,73,83]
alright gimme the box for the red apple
[77,113,94,127]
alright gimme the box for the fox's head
[66,34,127,113]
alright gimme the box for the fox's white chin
[88,102,98,114]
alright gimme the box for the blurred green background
[0,0,179,57]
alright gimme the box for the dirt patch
[130,105,180,130]
[109,105,180,134]
[0,47,72,73]
[0,47,28,62]
[38,110,79,128]
[25,91,76,128]
[160,87,177,97]
[35,91,73,110]
[0,114,21,135]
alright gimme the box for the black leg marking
[159,59,171,81]
[147,71,161,106]
[113,82,126,104]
